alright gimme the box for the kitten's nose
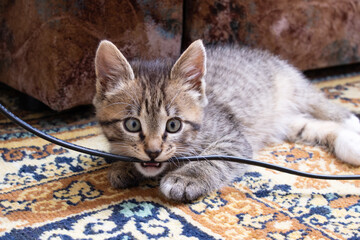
[145,149,162,160]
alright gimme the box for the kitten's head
[93,40,207,177]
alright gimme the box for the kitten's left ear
[171,40,208,106]
[94,40,134,94]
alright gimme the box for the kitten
[93,40,360,202]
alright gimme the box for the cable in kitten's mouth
[2,101,360,180]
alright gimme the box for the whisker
[121,89,141,113]
[167,88,183,110]
[168,156,179,167]
[103,101,135,109]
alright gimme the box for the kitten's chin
[134,162,168,177]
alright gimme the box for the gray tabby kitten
[93,40,360,202]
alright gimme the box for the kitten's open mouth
[135,162,166,177]
[141,162,162,168]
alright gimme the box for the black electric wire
[1,101,360,180]
[0,102,138,162]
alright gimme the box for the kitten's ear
[95,40,134,93]
[171,40,208,106]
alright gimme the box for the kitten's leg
[160,135,251,202]
[287,116,360,166]
[302,86,360,133]
[300,88,360,164]
[108,162,144,188]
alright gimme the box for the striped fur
[94,40,360,202]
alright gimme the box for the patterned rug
[1,75,360,240]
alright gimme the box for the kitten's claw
[160,174,208,202]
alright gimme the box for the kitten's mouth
[141,162,162,168]
[135,161,166,177]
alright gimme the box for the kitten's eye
[166,118,182,133]
[124,118,141,132]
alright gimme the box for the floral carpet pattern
[0,75,360,240]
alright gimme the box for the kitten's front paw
[108,164,140,189]
[160,174,209,202]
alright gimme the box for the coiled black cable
[1,102,360,180]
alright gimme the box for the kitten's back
[203,46,350,151]
[204,46,298,148]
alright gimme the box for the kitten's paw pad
[335,130,360,166]
[160,174,208,202]
[108,168,139,189]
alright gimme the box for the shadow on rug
[0,75,360,239]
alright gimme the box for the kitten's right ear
[171,40,208,106]
[95,40,134,93]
